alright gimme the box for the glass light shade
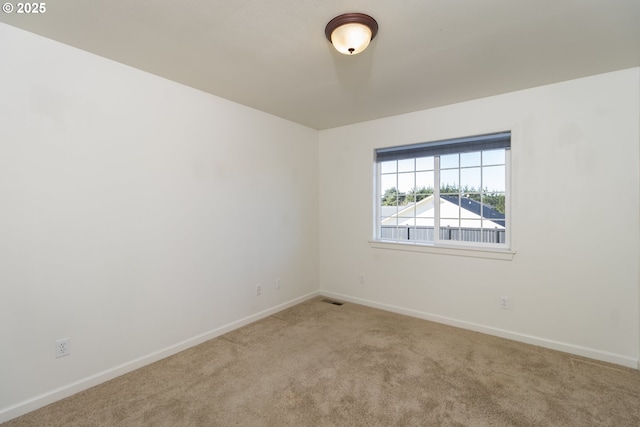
[330,23,373,55]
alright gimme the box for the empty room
[1,1,639,425]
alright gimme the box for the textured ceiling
[1,0,639,129]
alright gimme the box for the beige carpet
[4,296,640,426]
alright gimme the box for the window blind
[375,131,511,162]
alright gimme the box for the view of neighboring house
[381,195,505,243]
[381,195,505,227]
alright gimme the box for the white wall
[0,23,318,421]
[319,68,640,368]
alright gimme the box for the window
[374,132,510,250]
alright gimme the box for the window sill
[368,240,515,261]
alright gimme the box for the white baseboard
[0,291,320,424]
[320,291,640,370]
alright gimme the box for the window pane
[482,192,506,215]
[415,171,434,193]
[398,158,414,173]
[440,154,459,169]
[459,220,483,242]
[483,149,505,166]
[398,204,416,220]
[439,194,460,219]
[416,156,434,171]
[482,166,505,192]
[459,197,477,218]
[440,169,459,193]
[460,219,481,229]
[440,220,460,230]
[380,194,397,208]
[412,227,434,242]
[461,151,481,167]
[381,190,402,207]
[397,216,415,227]
[380,225,400,240]
[408,189,431,204]
[397,172,415,194]
[380,207,398,225]
[381,160,397,174]
[460,167,481,193]
[380,174,397,196]
[416,211,435,221]
[389,226,410,241]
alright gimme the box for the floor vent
[322,298,344,306]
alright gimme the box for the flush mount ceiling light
[325,13,378,55]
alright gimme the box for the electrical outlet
[359,274,365,284]
[56,338,70,358]
[256,284,262,296]
[276,278,281,289]
[499,296,510,309]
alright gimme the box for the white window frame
[372,132,513,257]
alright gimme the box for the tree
[482,192,505,214]
[405,186,434,202]
[439,183,460,195]
[381,187,406,206]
